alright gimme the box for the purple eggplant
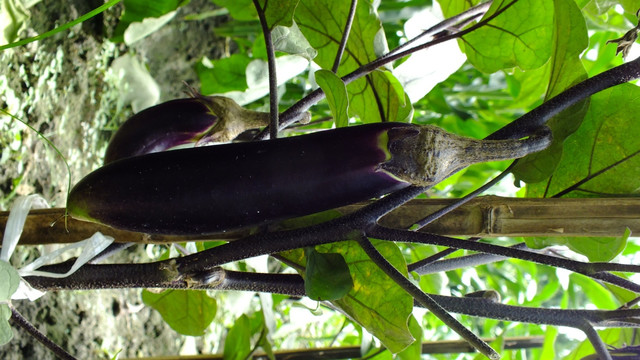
[104,95,271,164]
[104,98,217,164]
[68,123,550,235]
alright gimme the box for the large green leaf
[511,0,589,183]
[281,239,415,354]
[295,0,411,123]
[528,84,640,197]
[212,0,299,29]
[461,0,554,73]
[348,70,412,123]
[141,289,217,336]
[263,0,299,29]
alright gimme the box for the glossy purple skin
[68,122,414,235]
[104,98,217,164]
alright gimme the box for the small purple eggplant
[104,98,216,164]
[68,123,550,235]
[104,96,270,164]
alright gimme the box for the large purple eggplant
[68,123,550,235]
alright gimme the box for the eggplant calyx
[189,95,270,144]
[380,125,552,186]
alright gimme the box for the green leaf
[525,228,628,262]
[210,0,257,21]
[223,314,252,360]
[348,70,413,123]
[397,316,422,360]
[512,0,589,183]
[271,22,317,60]
[112,0,186,42]
[141,289,216,336]
[280,239,415,353]
[295,1,412,123]
[540,325,558,360]
[461,0,554,73]
[527,83,640,198]
[314,69,350,128]
[0,304,12,346]
[305,248,354,301]
[197,54,252,94]
[568,273,617,309]
[0,261,20,301]
[263,0,299,29]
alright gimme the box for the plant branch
[367,225,640,293]
[332,0,358,73]
[408,242,530,274]
[356,235,499,360]
[253,0,280,139]
[384,1,491,59]
[8,303,77,360]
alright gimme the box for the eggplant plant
[4,1,640,360]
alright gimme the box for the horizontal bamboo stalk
[1,197,637,245]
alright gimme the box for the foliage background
[1,0,640,359]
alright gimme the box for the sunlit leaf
[223,314,252,360]
[461,0,554,73]
[315,69,350,128]
[512,0,589,184]
[528,84,640,197]
[196,54,252,94]
[295,0,410,123]
[142,289,216,336]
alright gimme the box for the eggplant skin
[104,98,217,164]
[68,123,413,235]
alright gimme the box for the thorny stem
[408,242,530,274]
[8,304,77,360]
[367,225,640,293]
[253,0,279,140]
[332,0,358,73]
[357,236,500,360]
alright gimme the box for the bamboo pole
[1,196,638,245]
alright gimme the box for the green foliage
[282,239,415,354]
[304,248,354,301]
[196,54,253,94]
[223,314,251,360]
[462,0,554,73]
[511,0,590,183]
[314,70,349,128]
[141,289,217,336]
